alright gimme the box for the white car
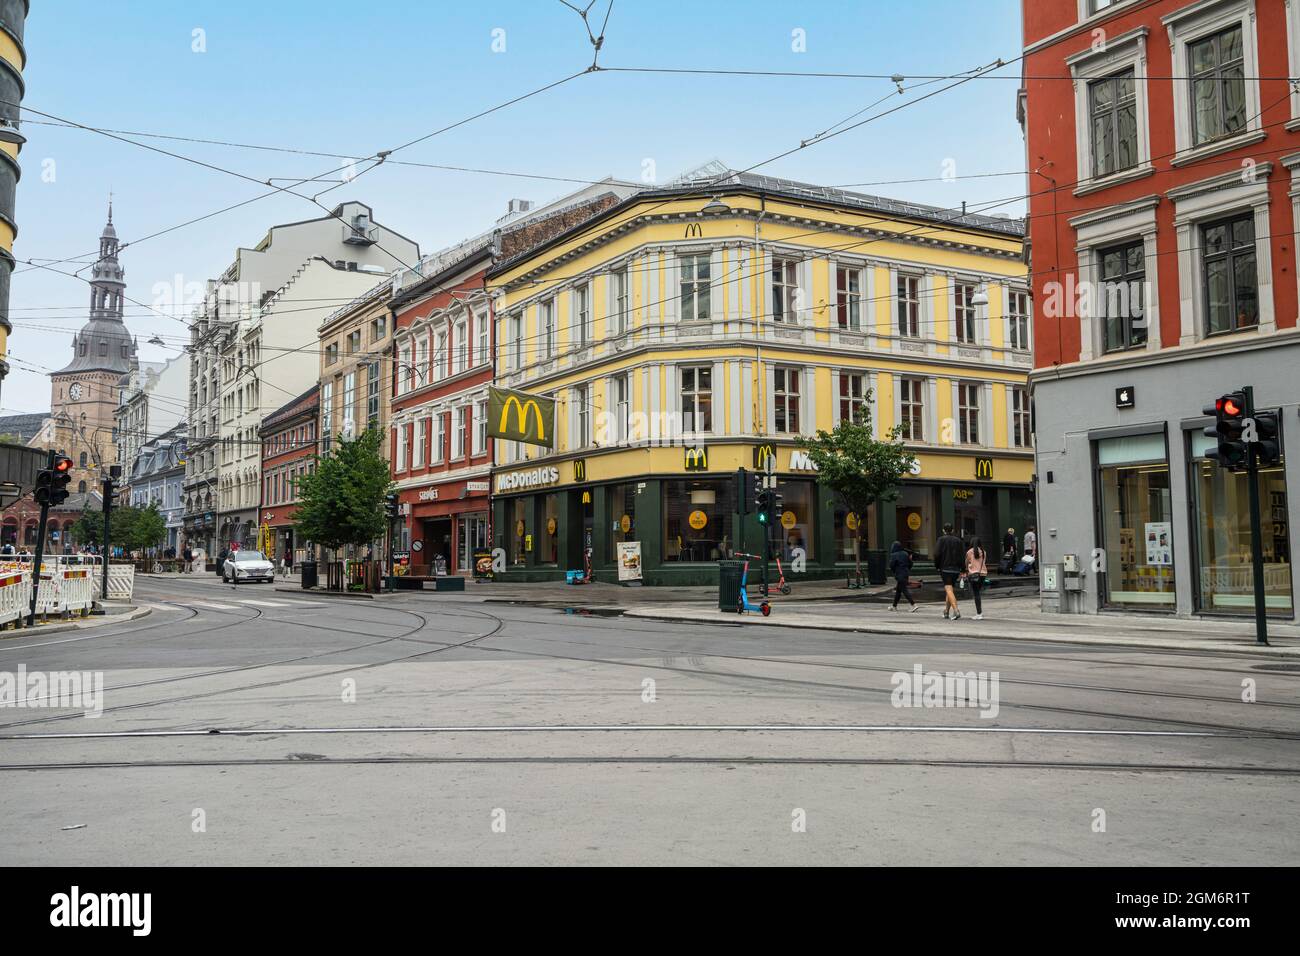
[222,550,275,584]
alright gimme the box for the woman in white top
[964,537,989,620]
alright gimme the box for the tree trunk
[855,527,863,577]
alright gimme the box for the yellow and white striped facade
[0,0,28,395]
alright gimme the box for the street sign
[764,451,776,476]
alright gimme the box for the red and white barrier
[0,568,30,628]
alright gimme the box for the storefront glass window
[1097,434,1175,609]
[833,501,876,563]
[608,483,638,561]
[775,479,815,560]
[1190,433,1292,615]
[664,478,735,562]
[952,487,995,550]
[510,498,527,565]
[542,494,559,564]
[895,484,939,558]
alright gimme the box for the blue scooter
[733,552,771,616]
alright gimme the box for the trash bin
[718,560,744,612]
[300,560,318,590]
[865,549,887,585]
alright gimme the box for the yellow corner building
[487,167,1033,584]
[0,0,27,399]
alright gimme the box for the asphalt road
[1,573,1297,866]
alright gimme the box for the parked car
[222,549,275,583]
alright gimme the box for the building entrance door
[422,518,452,574]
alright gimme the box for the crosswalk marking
[236,599,293,607]
[191,602,238,611]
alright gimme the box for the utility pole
[1242,386,1269,647]
[28,450,72,626]
[95,464,120,612]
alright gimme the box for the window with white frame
[432,329,447,382]
[613,373,630,442]
[540,300,555,359]
[839,371,866,423]
[413,415,425,466]
[474,399,487,454]
[1202,212,1258,334]
[771,257,799,323]
[575,384,591,449]
[679,254,711,321]
[836,265,863,331]
[397,344,411,393]
[612,268,629,335]
[773,367,800,434]
[510,314,523,370]
[1189,25,1246,146]
[575,284,591,347]
[899,376,924,441]
[453,406,466,459]
[416,337,429,387]
[432,413,445,464]
[953,282,976,344]
[1007,289,1031,351]
[897,274,921,337]
[367,361,381,425]
[1089,68,1138,179]
[1011,386,1031,448]
[957,383,981,444]
[396,423,407,471]
[1068,26,1152,191]
[342,371,356,431]
[320,380,333,452]
[1099,240,1147,351]
[681,366,712,433]
[453,319,467,374]
[475,311,488,366]
[1166,2,1260,158]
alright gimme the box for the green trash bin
[718,560,745,612]
[865,550,887,585]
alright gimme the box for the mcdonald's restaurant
[489,440,1035,586]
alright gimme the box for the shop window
[664,478,735,562]
[1191,432,1291,615]
[1096,434,1175,609]
[542,494,559,564]
[608,483,638,561]
[833,501,876,564]
[510,498,528,565]
[895,485,940,559]
[775,479,815,561]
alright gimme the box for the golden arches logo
[975,457,994,481]
[684,222,703,238]
[684,446,708,471]
[500,396,546,441]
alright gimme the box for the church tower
[49,203,137,494]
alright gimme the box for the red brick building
[258,385,318,565]
[1020,0,1299,620]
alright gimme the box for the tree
[799,389,916,576]
[129,504,167,554]
[293,428,392,555]
[69,513,102,547]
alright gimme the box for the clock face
[69,384,82,400]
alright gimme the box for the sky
[4,0,1027,414]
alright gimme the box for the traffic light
[34,456,73,506]
[384,493,400,521]
[1254,409,1281,468]
[736,467,756,514]
[756,490,770,524]
[1203,391,1248,470]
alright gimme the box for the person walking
[887,540,918,612]
[965,536,989,621]
[935,523,966,620]
[1023,525,1038,562]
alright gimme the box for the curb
[273,588,374,600]
[622,607,1300,657]
[0,603,153,640]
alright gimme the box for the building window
[342,371,356,431]
[575,285,591,347]
[510,314,524,369]
[453,319,467,374]
[681,366,712,434]
[773,367,800,434]
[1007,290,1031,351]
[452,406,466,459]
[1097,434,1175,609]
[474,399,487,455]
[899,376,924,441]
[839,371,866,423]
[79,452,87,467]
[366,362,380,426]
[325,342,339,365]
[346,330,361,354]
[432,413,445,464]
[613,374,630,443]
[612,268,629,335]
[99,342,108,357]
[575,384,591,449]
[1099,239,1146,351]
[475,311,488,365]
[897,274,920,337]
[395,424,407,471]
[679,254,711,322]
[397,344,411,393]
[771,257,799,323]
[1011,386,1031,448]
[371,316,386,342]
[836,265,863,331]
[1189,25,1246,146]
[413,416,425,467]
[664,478,735,562]
[957,383,980,444]
[1203,213,1257,335]
[321,380,333,452]
[1089,68,1137,178]
[953,282,976,344]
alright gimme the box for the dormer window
[99,342,108,357]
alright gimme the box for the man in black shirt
[935,523,966,620]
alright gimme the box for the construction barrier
[106,564,135,600]
[32,566,61,618]
[0,568,31,629]
[60,568,94,615]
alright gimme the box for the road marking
[190,602,239,611]
[235,599,298,607]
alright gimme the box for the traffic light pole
[97,473,114,612]
[26,449,56,627]
[1243,386,1270,647]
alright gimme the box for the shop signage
[581,490,591,504]
[496,465,560,492]
[684,446,709,471]
[616,541,643,582]
[906,512,922,531]
[620,514,632,533]
[753,443,776,471]
[488,386,554,448]
[975,457,994,481]
[473,548,494,579]
[780,510,796,530]
[525,534,533,552]
[845,512,859,531]
[466,480,490,492]
[393,551,410,577]
[953,488,976,501]
[1115,385,1135,409]
[418,488,439,501]
[789,450,819,472]
[412,540,423,552]
[908,459,922,476]
[688,509,708,530]
[547,517,557,535]
[573,459,587,482]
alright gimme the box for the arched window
[78,481,87,493]
[79,452,87,467]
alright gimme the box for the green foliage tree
[129,504,168,554]
[109,505,139,553]
[293,428,392,556]
[69,513,102,547]
[799,389,916,575]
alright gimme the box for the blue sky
[5,0,1026,413]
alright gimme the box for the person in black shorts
[934,523,966,620]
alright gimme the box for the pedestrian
[935,523,966,621]
[1001,527,1016,564]
[965,536,989,621]
[281,546,292,579]
[1024,525,1038,562]
[887,540,918,612]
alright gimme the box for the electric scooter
[761,554,792,597]
[733,552,771,616]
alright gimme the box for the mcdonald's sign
[753,443,776,470]
[488,386,554,448]
[974,457,994,481]
[684,222,703,238]
[573,459,587,482]
[684,445,709,471]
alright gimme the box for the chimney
[507,198,533,216]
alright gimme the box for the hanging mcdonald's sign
[488,386,555,448]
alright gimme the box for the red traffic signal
[53,456,73,473]
[1218,396,1244,418]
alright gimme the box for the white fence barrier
[60,567,94,614]
[33,567,61,617]
[106,564,134,601]
[0,568,30,628]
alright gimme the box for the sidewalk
[0,601,151,639]
[623,595,1300,656]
